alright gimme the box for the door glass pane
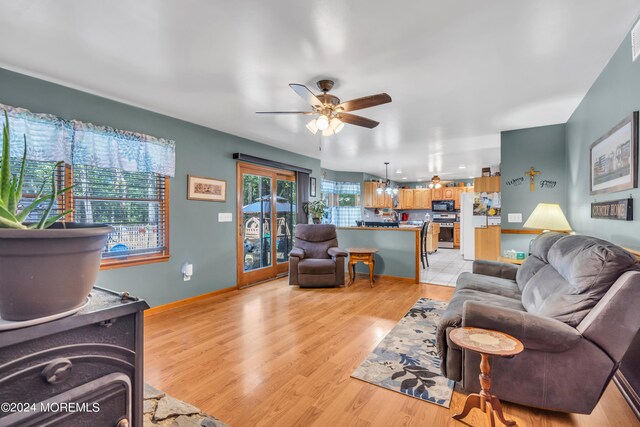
[242,173,272,271]
[276,179,296,263]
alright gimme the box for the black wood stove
[0,287,148,426]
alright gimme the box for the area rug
[351,298,455,408]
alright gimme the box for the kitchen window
[321,179,361,227]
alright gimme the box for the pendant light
[376,162,397,195]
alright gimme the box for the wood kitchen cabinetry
[454,223,461,248]
[454,187,473,209]
[413,189,432,209]
[363,181,392,208]
[432,187,443,200]
[474,176,501,193]
[398,188,414,209]
[443,187,455,200]
[475,225,501,261]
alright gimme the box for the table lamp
[523,203,572,232]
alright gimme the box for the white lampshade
[322,127,334,136]
[306,119,318,135]
[330,118,344,133]
[523,203,572,232]
[316,115,329,130]
[435,183,441,189]
[376,186,383,194]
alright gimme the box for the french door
[236,163,296,288]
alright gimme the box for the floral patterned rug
[351,298,455,408]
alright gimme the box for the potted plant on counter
[306,200,327,224]
[0,112,112,321]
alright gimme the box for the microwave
[432,200,455,212]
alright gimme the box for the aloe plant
[0,111,73,229]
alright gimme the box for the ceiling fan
[256,80,392,136]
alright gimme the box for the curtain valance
[1,103,73,164]
[71,121,175,177]
[0,103,176,177]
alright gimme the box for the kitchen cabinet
[363,182,392,208]
[475,225,501,261]
[398,189,414,209]
[454,187,464,209]
[432,187,443,200]
[364,182,375,208]
[443,187,455,200]
[474,176,500,193]
[413,189,432,209]
[454,223,460,248]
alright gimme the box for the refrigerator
[461,191,501,260]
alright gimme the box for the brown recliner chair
[289,224,348,288]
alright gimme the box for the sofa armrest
[290,248,305,259]
[462,301,581,353]
[472,260,518,280]
[328,247,348,258]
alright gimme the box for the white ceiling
[1,1,639,181]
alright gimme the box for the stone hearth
[143,384,229,427]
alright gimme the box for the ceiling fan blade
[256,111,314,115]
[338,113,380,129]
[337,93,392,112]
[289,84,324,109]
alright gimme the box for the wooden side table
[346,248,378,287]
[497,256,525,265]
[449,327,524,426]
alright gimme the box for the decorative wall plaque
[590,198,633,220]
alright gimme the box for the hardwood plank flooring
[144,277,638,426]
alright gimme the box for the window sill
[100,254,170,270]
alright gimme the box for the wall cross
[525,167,541,192]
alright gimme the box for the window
[2,102,175,269]
[72,165,170,268]
[321,179,361,227]
[13,159,69,224]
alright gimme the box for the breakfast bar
[336,227,420,283]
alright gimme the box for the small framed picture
[310,177,317,197]
[187,175,226,202]
[590,111,638,195]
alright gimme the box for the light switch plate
[508,213,522,223]
[218,212,232,222]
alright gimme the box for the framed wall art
[310,176,317,197]
[590,111,638,195]
[187,175,227,202]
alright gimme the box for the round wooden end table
[449,327,524,427]
[346,248,378,287]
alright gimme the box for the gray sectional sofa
[436,232,640,414]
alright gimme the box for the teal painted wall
[336,228,418,279]
[501,124,567,253]
[566,31,640,251]
[0,68,321,307]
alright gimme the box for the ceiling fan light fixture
[330,117,344,133]
[322,127,334,137]
[316,115,329,130]
[306,119,319,135]
[435,183,442,189]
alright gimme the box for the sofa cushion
[298,258,336,275]
[515,232,566,291]
[522,235,638,327]
[456,272,522,300]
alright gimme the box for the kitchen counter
[336,227,420,283]
[338,226,420,232]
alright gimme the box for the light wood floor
[144,277,638,427]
